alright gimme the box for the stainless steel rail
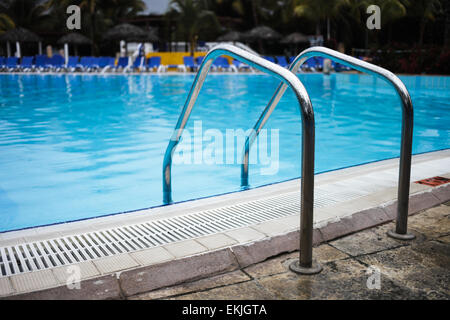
[162,44,322,274]
[241,46,415,241]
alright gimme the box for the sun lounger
[65,56,79,71]
[183,56,198,72]
[263,56,276,64]
[34,55,49,71]
[99,57,116,73]
[232,59,253,72]
[19,56,34,71]
[212,57,237,72]
[5,57,18,71]
[46,55,65,71]
[112,56,129,72]
[276,56,289,67]
[146,56,165,73]
[303,58,317,71]
[128,56,145,72]
[196,56,205,65]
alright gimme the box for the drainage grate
[0,184,368,277]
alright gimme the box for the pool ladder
[162,44,415,275]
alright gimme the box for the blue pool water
[0,73,449,232]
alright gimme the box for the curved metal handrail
[241,46,414,240]
[162,43,321,273]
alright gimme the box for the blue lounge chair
[276,56,289,68]
[90,57,102,70]
[64,56,79,71]
[146,56,165,72]
[263,56,276,63]
[77,56,93,71]
[232,59,252,72]
[113,57,129,72]
[6,57,18,71]
[46,54,64,71]
[19,56,34,71]
[98,57,114,68]
[0,57,5,70]
[212,57,237,72]
[34,55,48,71]
[303,58,317,71]
[196,56,205,65]
[130,56,144,71]
[183,56,198,72]
[99,57,116,73]
[315,57,324,71]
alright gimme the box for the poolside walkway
[131,202,450,300]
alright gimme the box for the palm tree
[378,0,408,44]
[0,0,50,31]
[0,13,15,34]
[406,0,442,46]
[293,0,349,40]
[168,0,220,55]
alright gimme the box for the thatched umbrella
[242,26,281,42]
[242,25,281,54]
[281,32,309,54]
[103,23,158,42]
[57,32,92,57]
[216,31,243,42]
[103,23,158,56]
[0,27,42,57]
[280,32,308,44]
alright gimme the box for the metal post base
[387,230,416,240]
[289,260,323,275]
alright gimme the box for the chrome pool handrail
[162,43,322,274]
[241,46,415,240]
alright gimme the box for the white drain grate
[0,184,367,277]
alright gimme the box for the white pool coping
[0,149,449,298]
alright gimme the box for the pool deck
[0,149,449,299]
[132,202,450,300]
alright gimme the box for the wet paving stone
[172,280,277,300]
[408,205,450,239]
[129,270,251,300]
[356,243,450,298]
[328,223,409,257]
[256,259,426,300]
[243,252,297,279]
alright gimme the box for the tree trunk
[445,0,450,47]
[419,19,426,47]
[251,0,258,26]
[90,12,96,56]
[190,37,196,56]
[327,17,330,41]
[388,25,392,45]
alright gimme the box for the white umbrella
[15,41,21,58]
[64,43,69,65]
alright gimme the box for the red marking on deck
[415,176,450,187]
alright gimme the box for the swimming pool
[0,73,449,232]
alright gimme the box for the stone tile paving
[130,202,450,300]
